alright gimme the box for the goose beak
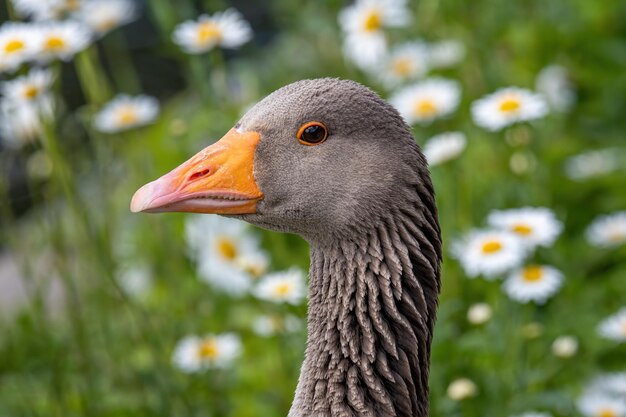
[130,129,263,214]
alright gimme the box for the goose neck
[290,214,441,417]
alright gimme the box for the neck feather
[289,199,442,417]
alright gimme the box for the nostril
[188,168,211,181]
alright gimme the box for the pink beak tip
[130,183,154,213]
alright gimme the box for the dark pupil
[302,125,325,143]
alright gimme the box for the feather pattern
[289,171,441,417]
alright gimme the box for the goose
[131,78,442,417]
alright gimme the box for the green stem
[103,30,142,94]
[49,226,99,416]
[189,54,212,101]
[210,48,228,103]
[39,122,81,217]
[40,119,128,303]
[75,47,112,105]
[0,162,39,301]
[28,128,100,413]
[146,0,188,38]
[0,154,72,413]
[39,121,166,415]
[0,154,13,240]
[5,0,17,20]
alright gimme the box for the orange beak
[130,129,263,214]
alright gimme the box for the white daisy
[0,68,55,146]
[339,0,411,69]
[390,78,461,125]
[428,39,465,69]
[252,314,304,337]
[471,87,549,131]
[339,0,410,34]
[172,333,242,373]
[375,41,429,88]
[341,31,386,71]
[423,131,466,166]
[503,265,564,304]
[586,212,626,248]
[597,308,626,342]
[11,0,82,20]
[447,378,477,401]
[172,9,252,54]
[1,68,55,110]
[0,23,38,73]
[487,207,563,248]
[94,94,159,133]
[467,302,492,325]
[451,229,527,279]
[0,99,51,148]
[551,336,578,358]
[37,21,92,62]
[588,373,626,398]
[11,0,57,20]
[578,393,626,417]
[565,149,620,180]
[185,215,268,296]
[253,268,307,305]
[75,0,138,36]
[236,252,269,280]
[536,65,575,112]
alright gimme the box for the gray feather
[233,78,441,417]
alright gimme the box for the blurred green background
[0,0,625,416]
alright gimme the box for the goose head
[131,78,441,417]
[131,78,429,241]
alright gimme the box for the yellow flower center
[499,97,521,113]
[4,39,24,54]
[608,230,625,243]
[363,10,382,32]
[197,22,222,43]
[97,19,118,32]
[273,282,293,297]
[23,85,39,99]
[512,223,533,235]
[414,99,438,117]
[597,409,617,417]
[216,237,237,261]
[197,339,219,359]
[116,107,138,125]
[243,262,265,278]
[481,240,502,254]
[64,0,81,11]
[522,266,543,282]
[45,36,66,51]
[391,58,413,77]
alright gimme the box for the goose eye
[297,122,328,145]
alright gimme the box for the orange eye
[296,121,328,146]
